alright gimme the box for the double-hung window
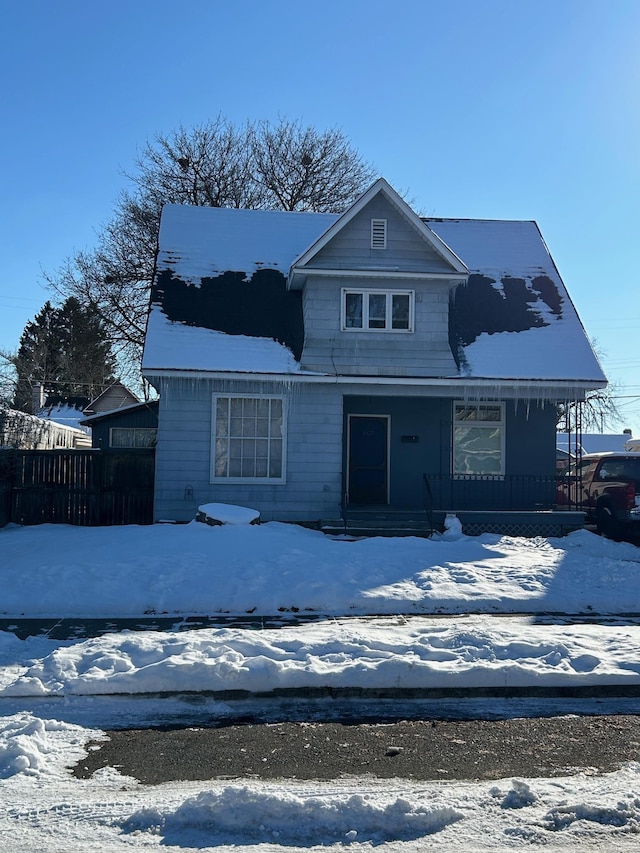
[212,395,285,482]
[452,403,505,477]
[342,289,413,332]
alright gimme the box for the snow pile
[121,786,463,845]
[197,502,260,525]
[2,522,640,617]
[0,712,104,779]
[2,617,639,698]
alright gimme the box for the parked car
[556,452,640,540]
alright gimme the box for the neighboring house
[36,403,92,447]
[142,178,606,535]
[0,407,89,450]
[83,382,140,417]
[80,401,159,450]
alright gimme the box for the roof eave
[289,267,467,289]
[142,367,606,396]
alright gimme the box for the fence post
[0,448,16,527]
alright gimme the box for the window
[212,395,285,482]
[452,403,504,477]
[342,289,413,332]
[371,218,387,249]
[596,458,640,481]
[109,427,157,448]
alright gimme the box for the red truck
[556,452,640,540]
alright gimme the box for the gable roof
[83,382,140,415]
[142,183,606,388]
[289,178,468,282]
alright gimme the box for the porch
[320,473,585,538]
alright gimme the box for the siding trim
[292,268,466,281]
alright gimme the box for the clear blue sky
[1,0,639,432]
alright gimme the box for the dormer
[288,178,469,378]
[288,178,468,290]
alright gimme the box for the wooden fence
[0,449,154,527]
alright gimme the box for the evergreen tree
[12,302,61,411]
[11,298,116,412]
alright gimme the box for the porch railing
[422,473,559,514]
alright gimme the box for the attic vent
[371,218,387,249]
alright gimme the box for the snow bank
[121,786,464,845]
[2,617,639,698]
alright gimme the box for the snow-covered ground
[1,518,640,850]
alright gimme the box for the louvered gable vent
[371,218,387,249]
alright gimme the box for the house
[80,401,159,450]
[141,178,606,535]
[82,382,140,417]
[0,406,89,450]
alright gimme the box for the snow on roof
[142,307,300,374]
[157,204,338,284]
[79,400,158,425]
[558,433,632,455]
[459,323,602,382]
[37,404,89,433]
[427,218,552,279]
[143,201,605,384]
[428,218,605,383]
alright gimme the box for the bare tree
[557,339,622,434]
[252,118,377,212]
[0,350,16,407]
[125,118,264,210]
[47,117,376,378]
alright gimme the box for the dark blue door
[348,416,388,505]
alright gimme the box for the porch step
[321,509,434,537]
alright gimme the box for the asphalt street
[73,714,640,785]
[3,615,639,786]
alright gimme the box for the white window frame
[341,288,414,332]
[211,394,286,484]
[452,402,505,478]
[109,427,157,448]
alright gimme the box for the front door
[348,415,389,505]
